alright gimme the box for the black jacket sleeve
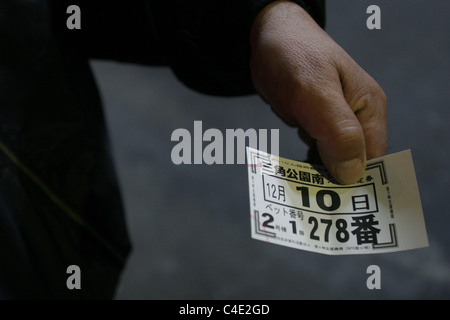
[148,0,325,96]
[52,0,325,97]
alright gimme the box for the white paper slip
[246,147,428,255]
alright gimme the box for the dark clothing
[0,0,324,299]
[51,0,324,95]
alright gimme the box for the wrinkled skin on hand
[250,0,387,184]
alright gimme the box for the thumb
[296,92,366,185]
[316,116,366,185]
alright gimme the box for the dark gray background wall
[90,0,449,299]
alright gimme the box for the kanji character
[274,165,286,177]
[351,214,380,245]
[286,168,298,180]
[352,194,370,211]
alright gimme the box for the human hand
[250,0,387,184]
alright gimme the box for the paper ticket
[246,147,428,255]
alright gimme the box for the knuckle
[333,119,364,144]
[322,118,364,149]
[353,81,387,116]
[367,82,387,109]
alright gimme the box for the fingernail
[335,158,364,184]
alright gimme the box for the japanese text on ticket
[246,147,428,255]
